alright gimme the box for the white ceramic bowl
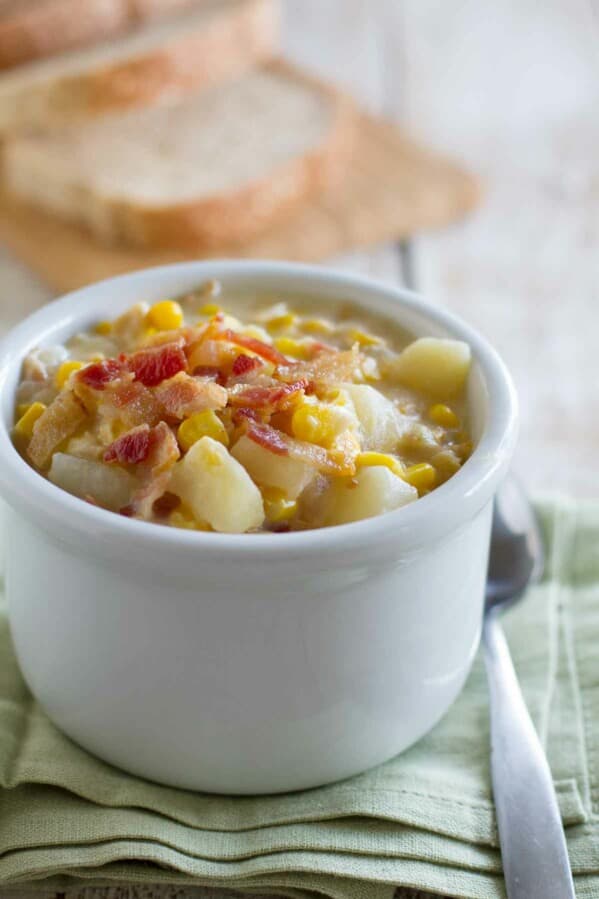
[0,261,517,794]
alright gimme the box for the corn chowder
[13,282,473,533]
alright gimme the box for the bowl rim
[0,260,518,561]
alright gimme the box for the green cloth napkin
[0,497,598,899]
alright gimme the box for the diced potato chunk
[22,345,68,381]
[231,434,315,499]
[391,338,471,398]
[342,384,405,452]
[320,466,418,527]
[170,437,264,533]
[49,453,135,510]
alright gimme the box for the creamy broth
[13,282,473,532]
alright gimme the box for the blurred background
[285,0,597,499]
[0,0,596,497]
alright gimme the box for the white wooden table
[0,2,596,898]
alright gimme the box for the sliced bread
[0,0,203,70]
[3,63,354,249]
[0,0,278,134]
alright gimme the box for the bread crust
[0,0,279,133]
[3,61,356,250]
[0,0,202,70]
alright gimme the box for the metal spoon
[483,478,576,898]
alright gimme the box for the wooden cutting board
[0,110,480,294]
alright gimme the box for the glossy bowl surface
[0,261,518,793]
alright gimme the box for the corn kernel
[89,353,105,362]
[94,320,113,336]
[291,403,339,446]
[14,402,46,440]
[429,403,460,429]
[265,312,297,333]
[403,462,437,492]
[262,487,298,523]
[146,300,184,331]
[274,337,311,360]
[321,387,341,403]
[200,302,221,316]
[346,327,382,347]
[54,360,84,389]
[300,318,334,335]
[177,411,229,452]
[356,451,404,478]
[170,505,211,531]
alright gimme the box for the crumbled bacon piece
[126,342,187,387]
[122,422,181,520]
[154,372,227,419]
[77,359,122,390]
[246,422,290,456]
[228,379,309,413]
[104,424,151,465]
[124,470,172,520]
[146,421,180,473]
[232,407,259,426]
[152,491,181,517]
[187,332,237,375]
[27,390,88,469]
[93,381,162,444]
[309,340,337,355]
[192,365,226,385]
[231,354,263,377]
[276,347,361,385]
[109,380,158,414]
[220,330,291,366]
[246,421,355,476]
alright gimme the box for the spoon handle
[483,610,576,899]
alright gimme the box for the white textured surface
[0,0,595,897]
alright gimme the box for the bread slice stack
[0,0,354,251]
[0,0,207,70]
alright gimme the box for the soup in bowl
[0,261,517,794]
[14,282,473,534]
